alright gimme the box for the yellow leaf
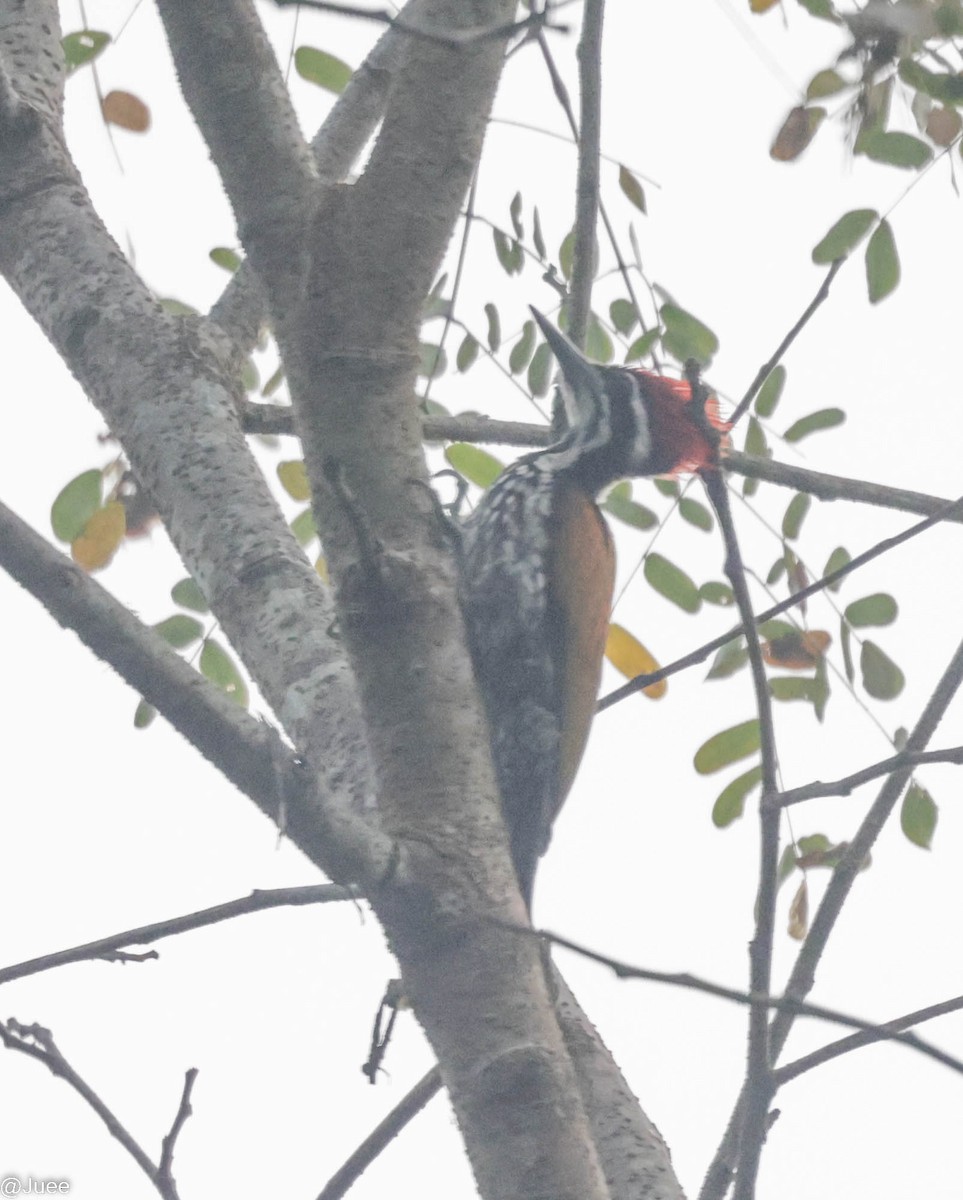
[788,877,808,940]
[763,629,831,669]
[605,623,667,699]
[71,501,126,571]
[750,0,780,11]
[278,459,311,501]
[315,555,329,583]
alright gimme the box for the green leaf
[861,130,933,169]
[712,765,762,827]
[644,552,701,613]
[618,164,647,213]
[603,483,657,530]
[769,676,821,703]
[660,303,718,366]
[845,593,898,628]
[766,555,787,586]
[679,497,713,531]
[171,577,209,613]
[699,581,734,606]
[812,209,878,264]
[133,698,156,729]
[290,508,317,546]
[840,619,855,683]
[418,342,447,379]
[532,206,546,259]
[210,247,241,273]
[755,366,786,418]
[51,469,102,542]
[610,298,638,336]
[694,719,761,775]
[294,46,352,93]
[456,333,479,372]
[866,220,900,304]
[824,546,851,591]
[795,0,838,19]
[277,459,311,501]
[200,639,249,707]
[493,228,523,275]
[624,328,660,363]
[241,357,259,393]
[509,191,523,239]
[784,408,845,442]
[653,478,679,498]
[585,314,614,364]
[901,783,938,849]
[484,303,501,352]
[528,342,554,398]
[860,640,905,700]
[782,493,811,540]
[707,640,749,680]
[777,845,798,887]
[262,365,285,397]
[559,229,575,280]
[445,443,503,489]
[806,68,846,100]
[154,614,203,649]
[62,30,110,72]
[508,320,536,374]
[898,59,963,105]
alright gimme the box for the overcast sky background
[1,2,963,1198]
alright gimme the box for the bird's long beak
[529,307,608,420]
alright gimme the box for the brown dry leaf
[788,877,809,940]
[926,106,962,147]
[763,629,831,669]
[72,501,126,571]
[771,106,824,161]
[102,90,151,132]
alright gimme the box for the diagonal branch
[0,499,389,886]
[777,745,963,806]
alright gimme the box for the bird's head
[530,307,729,486]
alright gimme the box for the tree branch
[0,500,388,886]
[567,0,605,350]
[0,885,352,987]
[777,745,963,807]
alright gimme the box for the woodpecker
[458,308,727,908]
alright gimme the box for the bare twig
[775,994,963,1087]
[316,1067,442,1200]
[567,0,605,350]
[600,492,963,709]
[0,885,351,986]
[273,0,569,45]
[534,930,963,1077]
[700,459,780,1200]
[0,1020,170,1194]
[158,1069,199,1200]
[777,745,963,807]
[730,260,844,426]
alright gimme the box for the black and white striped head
[530,308,727,491]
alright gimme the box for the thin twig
[0,885,352,986]
[700,461,780,1200]
[158,1069,199,1200]
[775,993,963,1087]
[316,1067,443,1200]
[567,0,605,350]
[777,745,963,807]
[0,1020,166,1192]
[600,492,963,709]
[730,260,844,426]
[533,930,963,1077]
[273,0,569,45]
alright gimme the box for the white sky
[1,2,962,1198]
